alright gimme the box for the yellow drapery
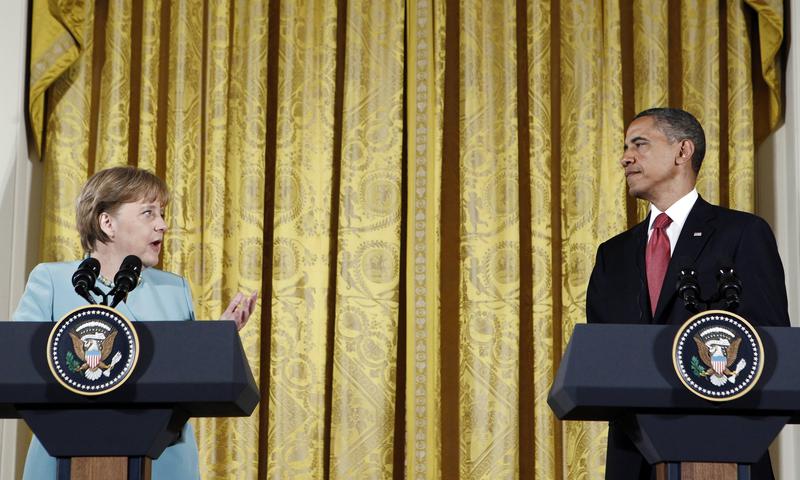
[29,0,783,478]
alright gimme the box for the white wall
[0,0,40,315]
[0,0,40,478]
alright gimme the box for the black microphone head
[114,255,143,293]
[716,258,739,285]
[714,258,741,311]
[674,256,695,275]
[716,257,736,276]
[675,259,701,313]
[718,267,739,283]
[72,257,101,290]
[675,259,698,288]
[83,257,101,273]
[120,254,142,271]
[679,267,697,279]
[719,271,741,294]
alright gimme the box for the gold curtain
[29,0,783,479]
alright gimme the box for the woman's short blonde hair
[76,167,170,252]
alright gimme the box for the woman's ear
[98,212,115,240]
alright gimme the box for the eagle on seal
[69,330,118,380]
[693,334,745,386]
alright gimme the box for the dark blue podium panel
[0,321,258,458]
[549,324,800,420]
[548,323,800,465]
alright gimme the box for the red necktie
[646,213,673,316]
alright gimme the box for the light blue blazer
[13,261,201,480]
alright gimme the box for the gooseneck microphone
[72,258,101,304]
[676,264,702,313]
[716,265,742,311]
[109,255,143,308]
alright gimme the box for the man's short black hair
[633,108,706,173]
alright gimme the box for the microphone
[716,264,742,311]
[108,255,143,308]
[72,258,101,305]
[676,263,702,313]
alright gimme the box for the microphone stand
[715,267,742,312]
[676,267,704,313]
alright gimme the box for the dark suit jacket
[586,196,790,480]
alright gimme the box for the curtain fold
[457,0,522,477]
[28,0,87,157]
[526,2,558,479]
[329,0,405,477]
[405,0,445,478]
[269,0,338,477]
[29,1,784,478]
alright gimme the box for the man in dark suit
[586,108,790,480]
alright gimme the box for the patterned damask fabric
[458,1,524,478]
[30,0,782,479]
[28,0,86,156]
[328,0,405,478]
[269,0,339,477]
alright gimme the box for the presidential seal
[47,305,139,396]
[673,310,764,402]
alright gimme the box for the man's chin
[626,185,647,200]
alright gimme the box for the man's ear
[98,212,115,239]
[676,139,695,166]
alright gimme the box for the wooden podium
[548,323,797,480]
[656,463,737,479]
[0,321,259,480]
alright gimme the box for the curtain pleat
[39,0,96,262]
[28,0,86,157]
[458,0,521,477]
[269,0,339,478]
[683,0,722,206]
[726,2,756,212]
[192,0,236,473]
[192,0,269,477]
[329,0,405,477]
[95,0,133,170]
[632,0,669,111]
[28,1,784,478]
[744,0,783,135]
[526,2,559,479]
[135,0,163,172]
[558,2,626,478]
[405,0,445,478]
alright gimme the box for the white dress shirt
[646,188,699,255]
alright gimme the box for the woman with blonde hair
[14,166,257,479]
